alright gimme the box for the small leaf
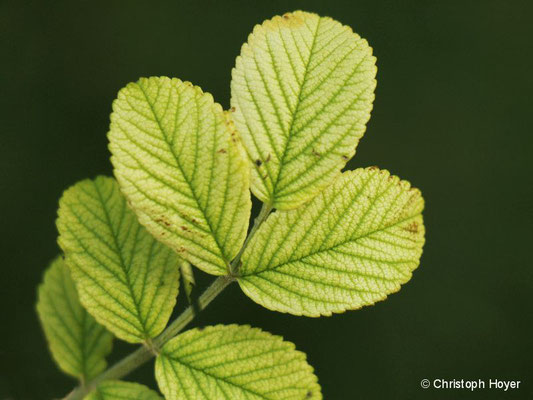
[231,11,377,209]
[85,380,162,400]
[238,168,425,316]
[155,324,321,400]
[109,77,251,276]
[179,260,195,303]
[36,257,112,381]
[57,176,180,343]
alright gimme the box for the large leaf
[85,380,162,400]
[238,168,425,316]
[231,11,377,209]
[155,325,321,400]
[36,257,112,381]
[109,77,251,275]
[57,176,180,343]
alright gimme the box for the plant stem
[62,203,273,400]
[63,276,233,400]
[230,202,272,274]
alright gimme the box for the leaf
[179,260,195,303]
[108,77,251,276]
[155,324,321,400]
[85,380,162,400]
[231,11,377,209]
[57,176,180,343]
[36,256,112,381]
[238,168,425,316]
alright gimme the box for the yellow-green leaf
[85,380,162,400]
[238,168,425,316]
[57,176,180,343]
[36,257,112,381]
[109,77,251,275]
[231,11,377,209]
[155,325,321,400]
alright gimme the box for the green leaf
[238,168,425,316]
[85,380,162,400]
[57,176,180,343]
[179,260,195,303]
[36,256,112,381]
[231,11,377,210]
[155,324,321,400]
[108,77,251,276]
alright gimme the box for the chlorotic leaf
[155,324,321,400]
[36,257,113,381]
[109,77,251,275]
[85,380,162,400]
[231,11,377,209]
[238,168,425,316]
[179,260,195,303]
[57,176,180,343]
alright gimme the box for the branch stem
[231,202,272,274]
[63,276,232,400]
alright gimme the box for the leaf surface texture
[155,324,321,400]
[57,176,180,343]
[85,380,162,400]
[109,77,251,275]
[238,168,425,316]
[37,257,112,381]
[231,11,377,209]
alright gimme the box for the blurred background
[1,0,532,399]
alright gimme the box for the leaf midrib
[271,16,322,201]
[242,212,421,277]
[137,82,230,272]
[93,181,149,339]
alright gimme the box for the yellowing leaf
[109,77,251,275]
[231,11,377,209]
[85,380,162,400]
[155,325,321,400]
[36,257,112,382]
[57,176,180,343]
[238,168,425,316]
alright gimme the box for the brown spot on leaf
[180,226,189,232]
[312,148,321,157]
[156,217,171,227]
[265,153,271,162]
[255,159,262,167]
[230,106,236,112]
[342,155,349,161]
[217,148,227,154]
[404,221,419,234]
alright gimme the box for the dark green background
[1,1,532,399]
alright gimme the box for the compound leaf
[57,176,180,343]
[85,380,162,400]
[238,168,425,316]
[155,324,321,400]
[231,11,377,209]
[109,77,251,276]
[36,256,113,382]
